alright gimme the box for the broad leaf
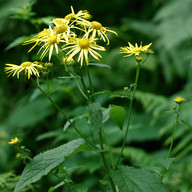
[89,102,103,138]
[110,105,126,130]
[110,166,165,192]
[14,139,85,192]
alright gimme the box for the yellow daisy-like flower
[37,26,64,61]
[23,28,51,52]
[5,61,44,79]
[87,21,117,44]
[174,96,185,104]
[52,19,76,43]
[120,42,152,57]
[64,6,91,24]
[24,26,64,61]
[8,137,20,145]
[63,37,105,66]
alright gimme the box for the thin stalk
[36,78,98,150]
[78,66,90,100]
[74,78,89,101]
[46,75,50,95]
[101,127,115,169]
[86,65,95,102]
[167,105,180,159]
[115,63,141,169]
[99,130,116,192]
[66,66,89,101]
[161,104,181,179]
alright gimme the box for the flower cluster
[5,6,117,79]
[24,6,116,64]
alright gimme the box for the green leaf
[5,35,34,50]
[110,105,126,130]
[89,63,111,69]
[8,96,54,128]
[70,183,88,192]
[14,139,85,192]
[158,158,175,170]
[89,102,103,138]
[110,166,165,192]
[102,107,111,123]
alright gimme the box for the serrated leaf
[110,105,126,130]
[14,139,85,192]
[89,102,103,138]
[110,166,165,192]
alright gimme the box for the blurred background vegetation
[1,0,192,191]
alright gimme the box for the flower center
[78,38,90,49]
[54,24,68,34]
[91,21,102,30]
[20,62,33,67]
[48,35,58,45]
[65,13,75,20]
[133,48,142,53]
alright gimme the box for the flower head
[8,137,20,145]
[5,61,44,79]
[23,26,65,61]
[77,20,117,45]
[174,96,185,104]
[63,36,105,66]
[64,6,91,24]
[120,42,152,57]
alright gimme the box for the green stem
[99,130,116,192]
[46,74,50,95]
[86,65,95,102]
[161,104,181,179]
[78,66,90,100]
[36,78,98,150]
[115,63,141,169]
[66,66,89,101]
[167,105,180,159]
[101,127,115,169]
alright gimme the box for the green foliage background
[1,0,192,191]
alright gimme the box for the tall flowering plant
[5,6,169,192]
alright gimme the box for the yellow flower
[23,28,51,52]
[5,61,44,79]
[64,6,91,24]
[52,19,76,41]
[8,137,20,145]
[63,37,105,66]
[174,96,185,104]
[120,42,152,57]
[24,26,64,61]
[77,21,117,45]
